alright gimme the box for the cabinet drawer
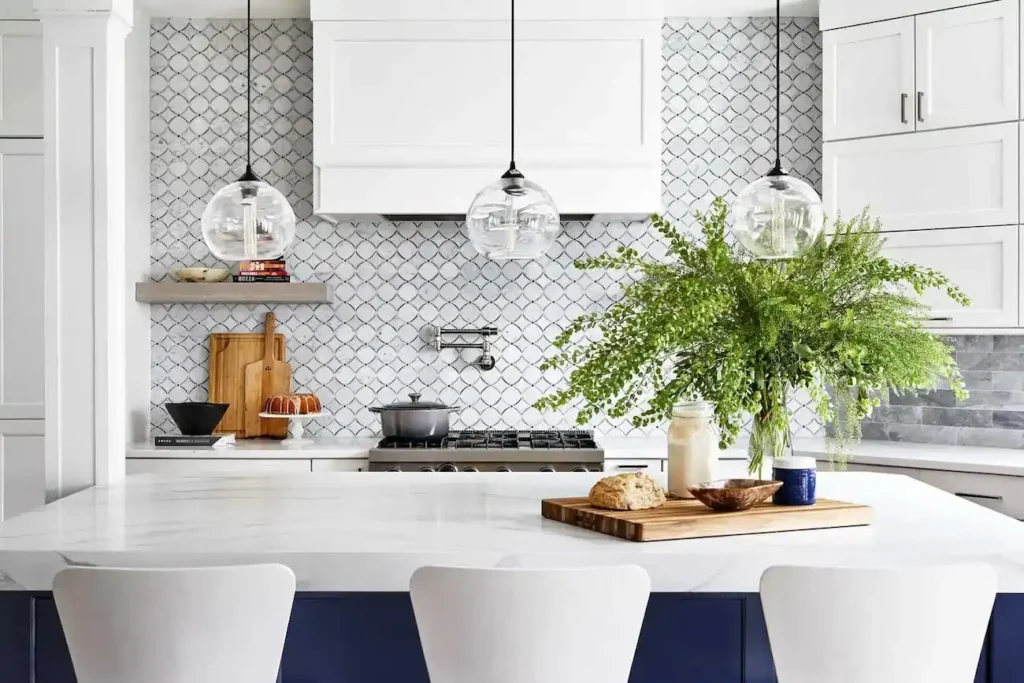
[823,124,1019,232]
[126,459,313,475]
[604,459,662,473]
[882,225,1019,329]
[917,469,1024,519]
[312,459,368,472]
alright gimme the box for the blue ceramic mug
[772,456,817,506]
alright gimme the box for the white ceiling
[140,0,820,19]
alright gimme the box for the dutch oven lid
[369,392,453,412]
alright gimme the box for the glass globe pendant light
[465,0,560,260]
[731,0,824,260]
[201,0,296,262]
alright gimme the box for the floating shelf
[135,282,332,304]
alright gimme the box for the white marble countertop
[126,434,748,461]
[0,471,1022,593]
[126,433,1024,478]
[796,438,1024,477]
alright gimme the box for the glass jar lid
[672,401,714,418]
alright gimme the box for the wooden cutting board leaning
[541,497,873,542]
[208,323,287,438]
[243,312,293,438]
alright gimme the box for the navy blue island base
[1,592,1020,682]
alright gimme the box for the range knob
[385,466,402,473]
[539,466,556,473]
[438,463,459,473]
[572,466,590,473]
[496,466,512,473]
[462,466,480,473]
[418,466,436,473]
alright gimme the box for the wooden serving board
[208,332,286,437]
[541,497,873,542]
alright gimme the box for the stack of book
[234,260,291,283]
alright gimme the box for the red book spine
[237,269,289,277]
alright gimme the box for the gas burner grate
[376,437,447,450]
[376,430,598,451]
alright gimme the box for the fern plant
[535,198,969,474]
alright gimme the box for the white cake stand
[258,412,329,446]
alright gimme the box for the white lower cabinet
[882,225,1019,329]
[126,459,313,475]
[917,469,1024,519]
[604,459,661,473]
[0,421,43,519]
[312,459,368,472]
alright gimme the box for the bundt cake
[263,393,322,415]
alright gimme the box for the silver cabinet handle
[956,492,1003,502]
[616,464,649,470]
[927,317,953,322]
[901,93,908,124]
[917,91,925,122]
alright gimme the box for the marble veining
[0,472,1021,592]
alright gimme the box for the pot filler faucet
[430,326,499,371]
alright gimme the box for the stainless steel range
[368,430,604,472]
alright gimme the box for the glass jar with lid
[667,401,718,499]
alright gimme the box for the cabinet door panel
[823,123,1019,232]
[882,225,1018,329]
[0,425,43,520]
[0,22,42,137]
[823,18,915,141]
[0,140,43,420]
[916,1,1019,131]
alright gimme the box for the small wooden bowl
[687,479,783,512]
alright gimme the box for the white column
[36,0,132,499]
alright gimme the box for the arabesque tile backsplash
[149,17,826,437]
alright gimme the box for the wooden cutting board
[541,497,873,542]
[243,312,292,439]
[209,330,286,437]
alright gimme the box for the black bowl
[165,402,229,436]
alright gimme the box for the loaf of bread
[588,472,666,511]
[263,393,322,415]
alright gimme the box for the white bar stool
[53,564,296,683]
[410,565,650,683]
[760,564,997,683]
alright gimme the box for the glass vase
[747,414,794,479]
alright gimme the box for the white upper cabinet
[823,18,915,141]
[0,139,43,419]
[823,123,1019,232]
[0,22,42,138]
[824,2,1020,141]
[311,0,663,218]
[882,225,1019,329]
[915,1,1019,131]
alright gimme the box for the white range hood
[310,0,664,220]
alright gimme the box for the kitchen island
[0,472,1020,682]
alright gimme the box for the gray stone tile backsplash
[866,336,1024,449]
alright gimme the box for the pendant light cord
[509,0,516,172]
[247,0,252,171]
[769,0,785,176]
